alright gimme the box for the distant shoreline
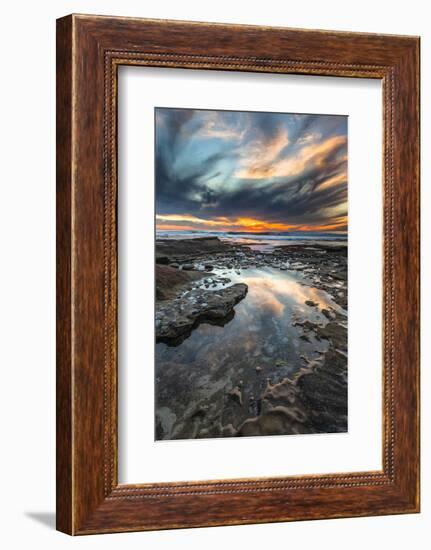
[156,230,347,238]
[155,231,347,249]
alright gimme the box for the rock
[316,320,347,350]
[156,283,248,345]
[305,300,318,307]
[155,265,204,301]
[297,348,347,433]
[170,263,180,269]
[236,376,312,436]
[228,386,243,406]
[255,366,262,373]
[221,423,236,437]
[321,308,333,320]
[156,255,169,265]
[292,318,320,332]
[156,236,237,259]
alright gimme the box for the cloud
[235,128,290,179]
[197,111,247,141]
[235,134,346,180]
[156,213,226,227]
[155,108,348,232]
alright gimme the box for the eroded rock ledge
[156,283,248,346]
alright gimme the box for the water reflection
[155,267,345,439]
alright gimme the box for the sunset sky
[155,108,347,234]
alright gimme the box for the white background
[119,67,382,483]
[0,1,428,548]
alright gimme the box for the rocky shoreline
[155,236,348,440]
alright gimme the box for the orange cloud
[198,112,246,141]
[236,135,346,180]
[318,172,347,191]
[235,129,290,179]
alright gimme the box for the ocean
[155,230,347,251]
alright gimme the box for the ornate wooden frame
[56,14,420,534]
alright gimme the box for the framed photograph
[56,14,420,534]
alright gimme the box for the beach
[155,234,347,440]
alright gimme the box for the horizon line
[155,228,348,235]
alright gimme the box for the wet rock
[297,348,347,433]
[228,386,243,406]
[156,255,170,265]
[156,236,239,260]
[316,320,347,352]
[156,265,204,301]
[156,283,248,345]
[221,423,237,437]
[182,263,194,271]
[237,376,312,436]
[321,308,333,320]
[235,344,347,437]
